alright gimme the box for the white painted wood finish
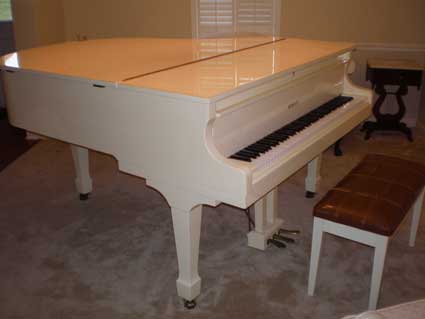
[70,145,92,195]
[305,155,322,194]
[247,188,283,250]
[410,189,425,247]
[125,38,355,98]
[308,186,425,310]
[0,36,280,84]
[171,205,203,301]
[1,37,372,302]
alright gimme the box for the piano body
[0,37,372,307]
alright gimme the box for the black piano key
[279,128,298,135]
[230,154,251,162]
[261,138,280,146]
[266,134,289,143]
[246,145,269,153]
[339,96,353,103]
[299,116,317,125]
[253,141,273,147]
[255,142,273,150]
[288,122,306,130]
[263,135,282,142]
[239,149,260,156]
[268,132,288,139]
[293,118,310,126]
[236,150,259,159]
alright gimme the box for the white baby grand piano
[0,37,372,308]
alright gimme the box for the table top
[367,58,424,71]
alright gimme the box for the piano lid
[0,36,281,84]
[123,38,355,99]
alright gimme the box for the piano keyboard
[230,95,354,163]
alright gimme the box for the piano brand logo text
[287,101,299,110]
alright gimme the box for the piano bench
[307,154,425,310]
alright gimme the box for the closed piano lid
[123,38,355,99]
[0,37,281,84]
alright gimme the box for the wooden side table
[361,59,423,141]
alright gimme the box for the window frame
[0,0,13,22]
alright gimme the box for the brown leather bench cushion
[314,154,425,236]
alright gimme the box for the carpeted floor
[0,127,424,319]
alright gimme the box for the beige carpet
[0,127,424,319]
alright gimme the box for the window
[0,0,12,21]
[192,0,281,38]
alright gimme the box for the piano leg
[305,155,322,198]
[70,145,93,200]
[171,205,202,308]
[247,189,284,250]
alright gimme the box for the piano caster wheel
[184,299,197,309]
[79,193,90,201]
[267,238,286,248]
[334,139,343,157]
[305,191,316,198]
[334,145,343,156]
[279,228,300,236]
[273,234,295,244]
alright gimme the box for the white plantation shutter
[193,0,280,38]
[198,0,235,38]
[192,0,279,93]
[236,0,275,35]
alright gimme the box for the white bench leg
[369,236,388,310]
[308,217,324,296]
[409,188,424,247]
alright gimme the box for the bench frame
[308,187,424,310]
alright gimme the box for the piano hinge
[93,84,106,88]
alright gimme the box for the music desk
[362,58,423,141]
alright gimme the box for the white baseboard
[355,42,425,53]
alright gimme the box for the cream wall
[11,0,65,49]
[12,0,425,45]
[62,0,192,40]
[61,0,425,45]
[281,0,425,45]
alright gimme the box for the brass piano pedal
[273,234,295,244]
[267,238,286,248]
[279,228,300,236]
